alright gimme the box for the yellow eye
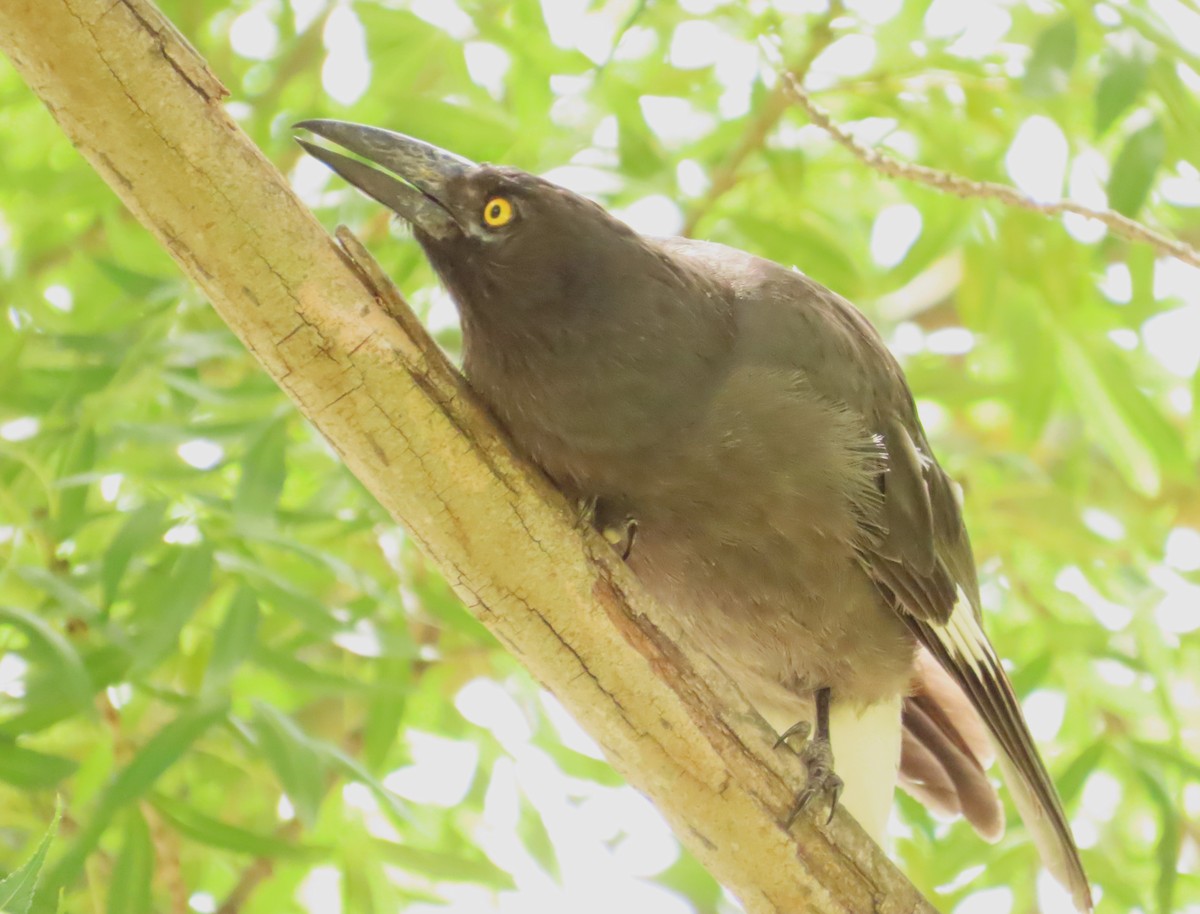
[482,196,514,228]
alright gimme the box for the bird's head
[295,120,651,326]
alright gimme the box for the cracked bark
[0,1,939,912]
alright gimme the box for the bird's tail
[909,609,1094,912]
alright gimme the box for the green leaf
[372,839,516,890]
[128,544,213,674]
[107,809,152,914]
[151,794,321,858]
[0,742,78,789]
[235,418,287,521]
[1055,739,1106,805]
[320,743,410,828]
[0,605,94,719]
[0,799,61,914]
[1058,335,1162,495]
[43,701,227,899]
[1107,119,1165,217]
[203,586,259,693]
[107,700,228,808]
[250,703,327,828]
[101,502,167,609]
[1022,18,1077,98]
[1094,52,1149,136]
[517,791,560,881]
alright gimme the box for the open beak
[294,120,475,240]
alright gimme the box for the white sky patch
[1093,658,1137,687]
[951,885,1013,914]
[889,321,926,356]
[1037,870,1083,914]
[541,165,622,198]
[100,473,123,503]
[230,7,279,61]
[915,399,948,434]
[411,0,473,39]
[586,114,617,150]
[289,0,324,33]
[808,34,877,88]
[1154,256,1200,302]
[612,25,657,62]
[163,523,201,545]
[290,153,332,207]
[384,730,478,806]
[1149,0,1200,55]
[188,891,217,914]
[1055,566,1132,631]
[0,654,27,699]
[1168,385,1193,416]
[539,691,605,760]
[297,866,342,914]
[177,438,224,469]
[1162,160,1200,206]
[870,204,922,268]
[410,285,460,335]
[1022,689,1066,742]
[1099,263,1132,304]
[333,618,383,658]
[274,794,295,822]
[0,417,39,442]
[936,864,986,894]
[541,0,614,64]
[1064,150,1109,244]
[1107,328,1138,350]
[714,38,759,120]
[106,682,133,709]
[1141,305,1200,377]
[322,7,370,106]
[1082,507,1125,541]
[669,20,724,69]
[639,96,716,145]
[43,284,73,312]
[925,0,1012,58]
[676,159,709,198]
[1082,771,1122,822]
[1165,527,1200,572]
[464,42,510,99]
[614,195,683,236]
[926,327,975,355]
[1006,116,1068,203]
[455,677,533,746]
[1149,565,1200,635]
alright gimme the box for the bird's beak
[294,119,474,240]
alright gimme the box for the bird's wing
[784,272,1094,912]
[657,237,1092,908]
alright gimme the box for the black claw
[775,719,811,749]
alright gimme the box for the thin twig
[783,74,1200,270]
[682,3,844,236]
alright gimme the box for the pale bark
[0,2,937,911]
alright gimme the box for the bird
[295,119,1093,911]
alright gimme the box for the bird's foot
[601,516,638,560]
[785,734,842,826]
[578,496,638,560]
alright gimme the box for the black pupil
[490,203,501,218]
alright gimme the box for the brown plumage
[297,120,1093,910]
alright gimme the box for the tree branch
[0,2,937,912]
[783,74,1200,270]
